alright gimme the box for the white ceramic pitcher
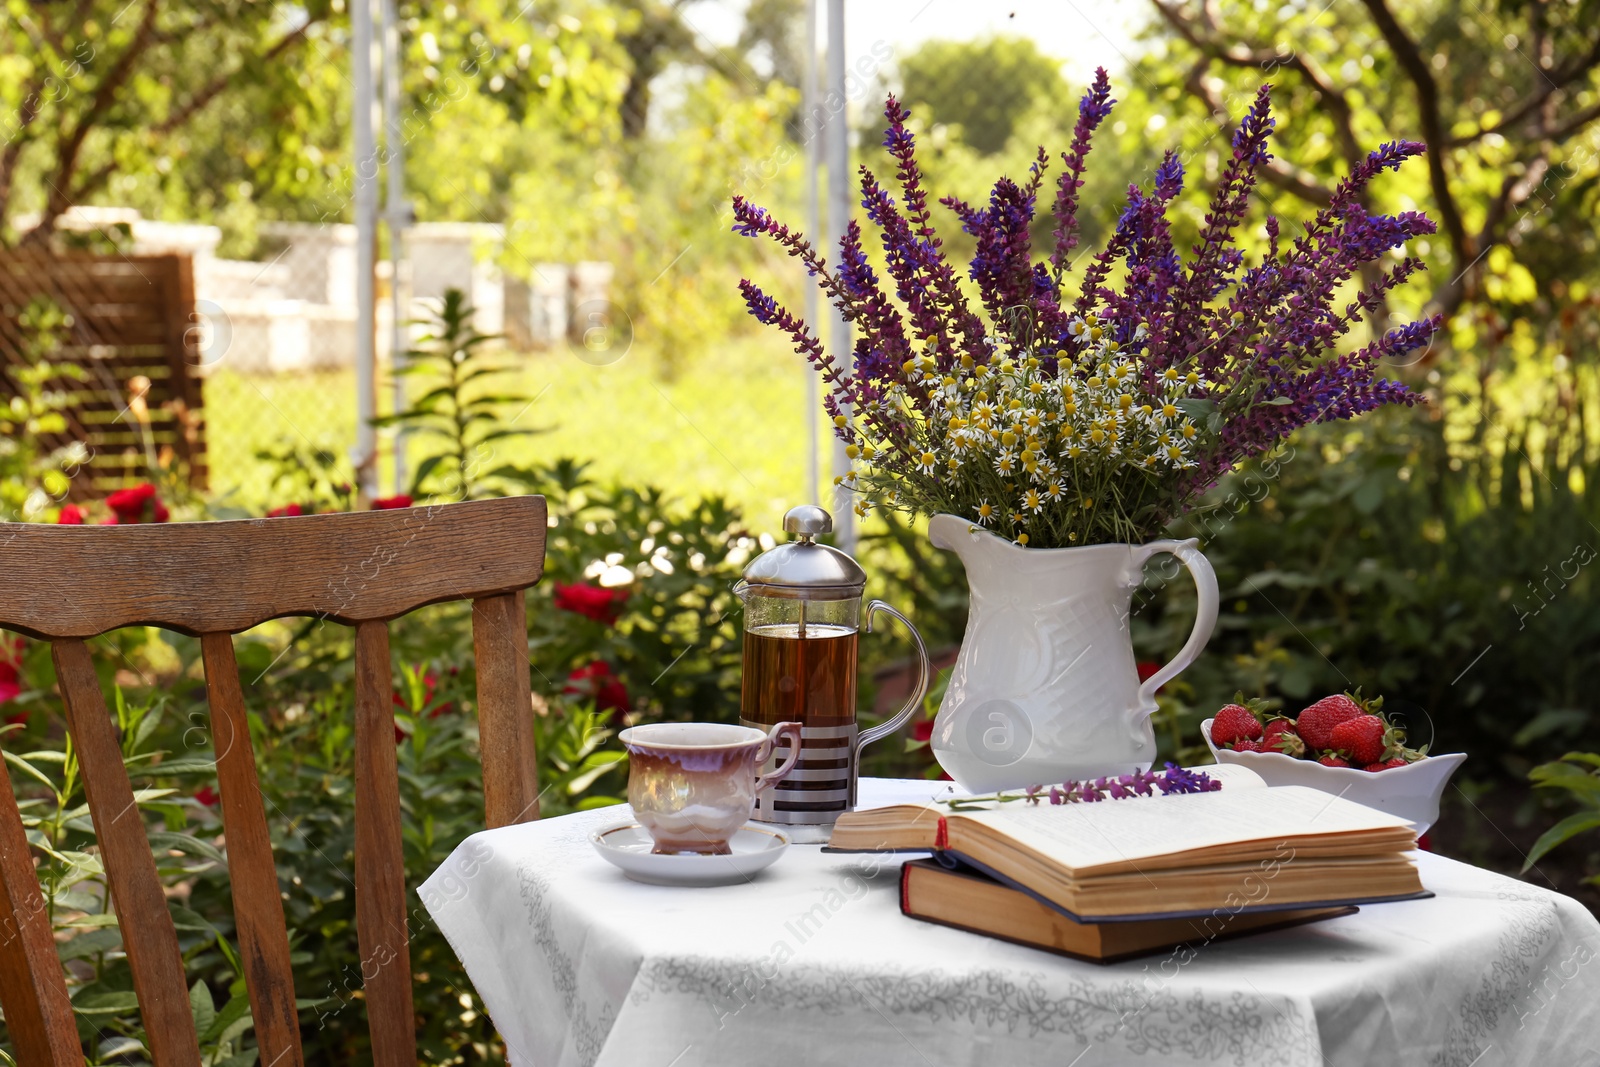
[927,513,1220,792]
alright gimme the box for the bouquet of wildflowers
[733,74,1440,547]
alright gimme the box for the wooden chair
[0,497,547,1067]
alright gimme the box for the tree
[898,37,1068,155]
[1144,0,1600,322]
[0,0,333,245]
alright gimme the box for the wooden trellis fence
[0,248,207,499]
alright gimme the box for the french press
[737,505,931,825]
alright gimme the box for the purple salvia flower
[860,169,950,364]
[1172,85,1276,374]
[1153,149,1185,202]
[1051,67,1115,278]
[837,216,912,377]
[945,177,1039,329]
[879,97,990,366]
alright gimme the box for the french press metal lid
[737,504,866,601]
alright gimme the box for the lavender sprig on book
[942,762,1221,811]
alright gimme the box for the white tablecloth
[420,779,1600,1067]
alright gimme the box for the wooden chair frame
[0,498,547,1066]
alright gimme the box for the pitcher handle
[1132,538,1219,711]
[855,600,932,761]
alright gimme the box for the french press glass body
[737,505,931,825]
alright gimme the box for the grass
[202,330,827,525]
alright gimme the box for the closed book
[899,858,1358,963]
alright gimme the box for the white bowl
[1200,719,1466,835]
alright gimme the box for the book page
[963,784,1412,875]
[1187,763,1266,790]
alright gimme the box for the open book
[831,765,1426,921]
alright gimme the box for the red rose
[267,503,306,518]
[371,495,413,510]
[553,582,630,625]
[105,483,169,523]
[195,785,220,808]
[564,661,630,718]
[912,718,934,743]
[57,504,86,525]
[1135,661,1161,683]
[0,637,22,706]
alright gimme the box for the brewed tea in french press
[737,505,930,826]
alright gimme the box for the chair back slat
[0,751,85,1067]
[50,639,202,1067]
[0,497,547,639]
[472,591,541,828]
[198,634,305,1067]
[351,621,416,1065]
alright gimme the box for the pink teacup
[619,722,802,855]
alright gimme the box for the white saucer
[590,822,789,887]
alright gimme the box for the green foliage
[0,297,90,520]
[1129,378,1600,779]
[247,442,355,515]
[1524,754,1600,880]
[528,459,747,722]
[376,289,537,500]
[0,685,250,1066]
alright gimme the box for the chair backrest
[0,497,547,1067]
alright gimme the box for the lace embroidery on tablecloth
[517,837,619,1066]
[626,954,1320,1065]
[1431,886,1566,1067]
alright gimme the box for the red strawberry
[1230,739,1268,753]
[1296,693,1366,751]
[1316,754,1351,767]
[1363,758,1409,772]
[1211,704,1263,747]
[1328,714,1388,765]
[1262,718,1305,758]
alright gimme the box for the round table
[421,779,1600,1067]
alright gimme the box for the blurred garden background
[2,0,1600,1062]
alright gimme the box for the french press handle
[851,600,931,807]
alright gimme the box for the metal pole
[803,0,820,509]
[381,0,409,495]
[825,0,854,553]
[353,0,379,500]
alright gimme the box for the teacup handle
[753,721,803,792]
